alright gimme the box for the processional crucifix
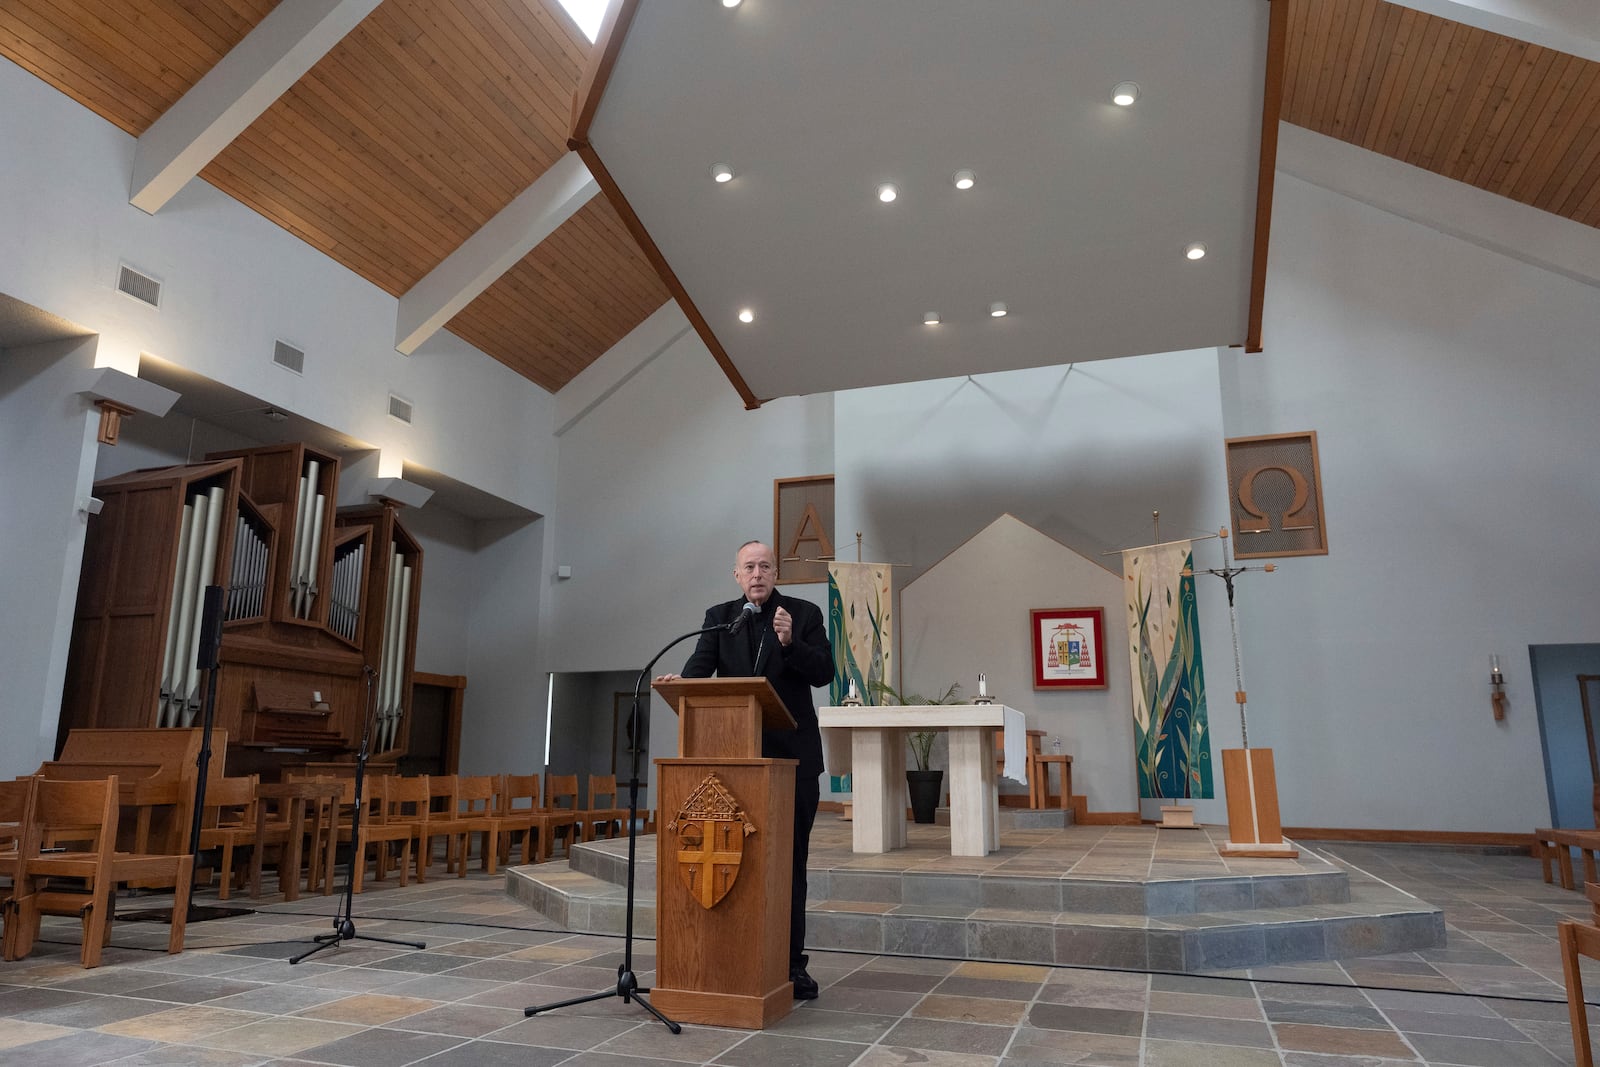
[1184,526,1274,749]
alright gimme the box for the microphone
[728,600,759,636]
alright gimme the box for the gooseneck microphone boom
[728,600,759,636]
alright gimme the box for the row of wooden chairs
[1,775,192,968]
[199,770,636,901]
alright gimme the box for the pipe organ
[60,444,423,779]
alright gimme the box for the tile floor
[2,839,1598,1065]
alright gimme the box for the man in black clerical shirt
[656,540,832,999]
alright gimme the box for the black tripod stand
[524,620,739,1032]
[289,666,426,964]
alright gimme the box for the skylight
[557,0,606,42]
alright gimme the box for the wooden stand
[1220,747,1298,858]
[650,678,798,1029]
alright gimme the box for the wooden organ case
[60,444,423,779]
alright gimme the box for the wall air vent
[116,264,162,308]
[272,340,305,374]
[388,393,414,424]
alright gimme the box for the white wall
[0,56,557,514]
[545,315,834,798]
[899,515,1137,813]
[1220,173,1600,831]
[0,337,101,778]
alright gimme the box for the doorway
[1531,645,1600,828]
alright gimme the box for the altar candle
[978,673,987,698]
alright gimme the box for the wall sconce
[1490,655,1507,721]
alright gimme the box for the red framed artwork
[1031,607,1107,689]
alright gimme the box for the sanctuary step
[504,821,1445,974]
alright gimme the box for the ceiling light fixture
[952,169,976,190]
[1185,242,1207,261]
[738,308,755,323]
[710,163,734,183]
[721,0,742,7]
[989,302,1007,318]
[923,311,941,326]
[1112,81,1140,106]
[877,182,899,204]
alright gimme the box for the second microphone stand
[523,619,738,1033]
[290,666,426,964]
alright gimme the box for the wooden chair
[583,774,630,842]
[197,775,258,901]
[438,776,503,877]
[494,774,552,865]
[543,773,586,860]
[0,777,37,960]
[422,775,464,875]
[348,775,428,893]
[11,775,194,967]
[1560,880,1600,1066]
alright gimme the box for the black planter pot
[906,769,944,824]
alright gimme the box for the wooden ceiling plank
[1397,19,1465,164]
[1311,0,1366,129]
[1499,53,1584,197]
[1328,0,1381,137]
[289,64,512,240]
[465,0,586,105]
[0,12,155,133]
[1457,40,1538,186]
[1308,0,1350,127]
[1474,46,1560,190]
[314,29,530,209]
[1346,1,1399,147]
[551,212,665,307]
[0,3,164,130]
[517,0,592,75]
[1358,5,1419,152]
[1283,0,1317,118]
[1450,37,1525,183]
[392,3,564,160]
[1415,23,1491,168]
[201,155,349,255]
[1380,13,1443,156]
[245,108,463,256]
[1552,107,1600,217]
[30,0,204,94]
[131,0,384,214]
[1515,61,1599,204]
[1433,32,1508,175]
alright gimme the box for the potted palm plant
[872,681,962,824]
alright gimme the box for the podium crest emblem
[667,774,756,910]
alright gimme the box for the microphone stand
[290,666,426,964]
[524,620,738,1032]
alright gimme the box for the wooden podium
[651,678,798,1028]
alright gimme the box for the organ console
[59,443,422,779]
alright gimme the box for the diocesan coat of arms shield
[667,774,757,910]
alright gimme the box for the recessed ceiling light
[721,0,742,7]
[1185,242,1207,261]
[1112,81,1140,106]
[877,182,899,204]
[923,311,941,326]
[952,169,975,190]
[989,302,1007,318]
[710,163,734,183]
[738,308,755,323]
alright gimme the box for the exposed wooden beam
[395,151,599,356]
[130,0,382,214]
[1247,0,1290,354]
[572,143,760,410]
[570,0,640,144]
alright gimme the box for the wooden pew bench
[1534,827,1600,890]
